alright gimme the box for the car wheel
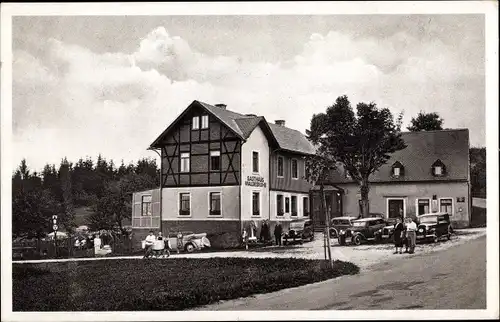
[185,243,195,253]
[353,235,362,246]
[375,234,382,243]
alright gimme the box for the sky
[12,14,485,172]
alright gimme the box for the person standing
[176,231,183,254]
[274,222,283,246]
[405,217,417,254]
[143,230,156,258]
[156,232,169,258]
[393,217,405,254]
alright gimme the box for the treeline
[12,155,160,240]
[470,147,486,198]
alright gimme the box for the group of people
[392,217,418,254]
[242,222,284,249]
[143,230,185,258]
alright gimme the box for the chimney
[214,103,227,110]
[275,120,286,127]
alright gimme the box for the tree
[305,152,337,269]
[407,111,444,132]
[470,147,486,198]
[58,158,76,234]
[307,95,407,218]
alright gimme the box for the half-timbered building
[131,100,315,247]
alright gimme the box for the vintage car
[283,218,314,245]
[379,218,400,240]
[166,231,211,253]
[416,212,453,243]
[338,217,387,246]
[329,216,357,238]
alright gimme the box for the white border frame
[415,197,431,216]
[1,2,498,321]
[207,191,223,218]
[386,197,407,219]
[438,197,455,216]
[177,192,192,218]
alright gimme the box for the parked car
[167,231,211,253]
[416,212,453,243]
[379,217,400,240]
[283,218,314,245]
[338,217,387,246]
[329,216,357,238]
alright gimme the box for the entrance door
[388,199,405,219]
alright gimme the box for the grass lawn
[13,258,359,311]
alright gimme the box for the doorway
[387,198,406,219]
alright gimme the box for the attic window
[201,115,209,129]
[432,159,446,177]
[391,161,405,178]
[192,116,200,130]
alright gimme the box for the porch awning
[310,185,344,193]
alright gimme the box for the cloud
[12,26,484,171]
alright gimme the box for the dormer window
[432,159,446,177]
[391,161,405,178]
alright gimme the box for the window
[345,171,352,180]
[277,156,284,177]
[432,159,446,177]
[141,195,152,216]
[391,161,404,178]
[303,197,309,216]
[209,192,221,216]
[201,115,209,129]
[276,195,284,216]
[291,159,298,179]
[252,192,260,216]
[179,193,190,216]
[291,196,297,216]
[180,153,190,172]
[440,198,453,214]
[252,151,259,173]
[192,116,200,130]
[417,198,430,216]
[285,197,290,213]
[210,151,221,171]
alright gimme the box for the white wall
[240,125,270,221]
[270,190,310,221]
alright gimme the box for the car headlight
[418,228,424,233]
[339,230,344,234]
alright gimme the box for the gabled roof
[324,129,470,183]
[150,100,315,155]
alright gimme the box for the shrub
[13,258,359,311]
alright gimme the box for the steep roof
[150,100,315,155]
[325,129,470,183]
